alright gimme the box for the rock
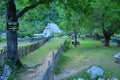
[3,65,12,76]
[0,65,12,80]
[114,52,120,63]
[98,78,104,80]
[74,78,84,80]
[87,65,104,79]
[111,78,119,80]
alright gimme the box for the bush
[0,36,6,42]
[4,60,16,69]
[63,37,71,52]
[54,55,68,75]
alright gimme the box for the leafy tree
[61,0,120,47]
[89,0,120,46]
[6,0,53,67]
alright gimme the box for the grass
[15,38,65,80]
[55,38,120,79]
[20,38,65,67]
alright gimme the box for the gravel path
[15,50,57,80]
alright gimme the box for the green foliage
[0,36,6,42]
[8,73,14,80]
[1,0,120,38]
[54,55,69,75]
[4,60,16,70]
[63,37,71,52]
[0,60,17,80]
[89,0,120,34]
[80,35,85,40]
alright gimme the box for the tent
[43,23,62,37]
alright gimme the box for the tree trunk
[7,30,22,67]
[74,30,77,47]
[102,12,113,47]
[104,36,110,47]
[103,29,113,47]
[6,0,22,67]
[6,0,44,67]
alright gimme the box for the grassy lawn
[56,38,120,79]
[20,38,65,67]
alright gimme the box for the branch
[16,0,43,18]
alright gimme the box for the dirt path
[15,50,57,80]
[54,66,88,80]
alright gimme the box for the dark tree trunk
[103,29,113,47]
[74,30,77,47]
[7,31,22,67]
[104,35,110,47]
[6,0,22,67]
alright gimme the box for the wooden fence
[0,38,50,64]
[42,40,66,80]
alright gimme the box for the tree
[6,0,52,67]
[89,0,120,47]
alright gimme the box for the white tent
[43,23,62,37]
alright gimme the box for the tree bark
[74,30,77,47]
[7,30,22,67]
[6,0,22,67]
[103,29,113,47]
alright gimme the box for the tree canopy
[0,0,120,37]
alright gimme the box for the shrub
[63,37,71,52]
[0,36,6,42]
[54,55,68,75]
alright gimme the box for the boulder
[74,78,84,80]
[107,78,119,80]
[0,65,12,80]
[114,52,120,63]
[111,78,119,80]
[87,65,104,79]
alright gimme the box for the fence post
[52,52,55,64]
[52,52,55,80]
[1,49,4,64]
[48,61,50,80]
